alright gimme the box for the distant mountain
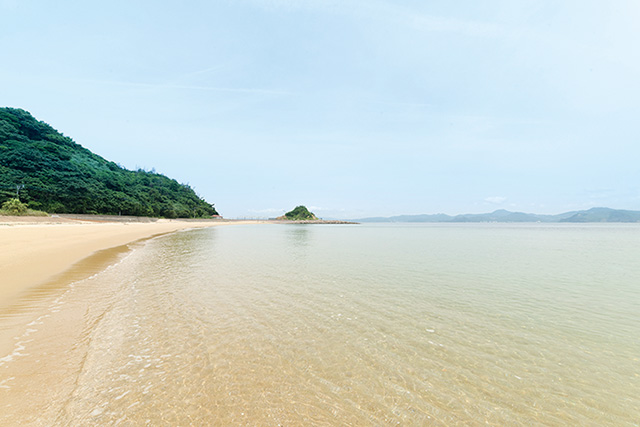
[559,207,640,223]
[354,208,640,223]
[357,214,437,223]
[357,213,453,223]
[0,108,218,218]
[451,209,541,223]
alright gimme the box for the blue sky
[2,0,639,218]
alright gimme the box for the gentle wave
[2,223,639,425]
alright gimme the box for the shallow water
[1,223,639,425]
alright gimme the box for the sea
[0,223,638,426]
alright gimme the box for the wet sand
[0,216,255,307]
[0,216,262,423]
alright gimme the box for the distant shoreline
[352,207,640,223]
[270,219,359,225]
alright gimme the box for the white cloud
[74,78,292,96]
[0,0,20,10]
[247,208,285,213]
[248,0,501,37]
[308,205,341,212]
[485,196,507,204]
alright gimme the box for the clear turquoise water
[2,223,639,425]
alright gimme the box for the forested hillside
[0,108,218,218]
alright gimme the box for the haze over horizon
[2,1,639,219]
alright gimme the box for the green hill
[0,108,218,218]
[278,205,318,220]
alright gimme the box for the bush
[0,198,48,216]
[2,198,28,214]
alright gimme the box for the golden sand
[0,216,254,307]
[0,216,262,422]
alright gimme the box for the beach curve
[0,216,257,308]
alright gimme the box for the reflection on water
[285,225,312,248]
[1,224,639,425]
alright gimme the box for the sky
[2,0,639,219]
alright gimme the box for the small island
[275,205,357,224]
[277,205,318,221]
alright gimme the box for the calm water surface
[1,223,639,425]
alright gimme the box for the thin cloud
[372,100,434,109]
[175,65,232,82]
[247,208,286,213]
[249,0,502,37]
[74,78,293,96]
[485,196,507,204]
[308,206,347,212]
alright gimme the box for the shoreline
[0,216,259,307]
[269,219,359,224]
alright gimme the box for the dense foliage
[0,198,47,216]
[0,108,218,218]
[282,205,317,220]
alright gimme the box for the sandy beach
[0,216,254,307]
[0,215,262,423]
